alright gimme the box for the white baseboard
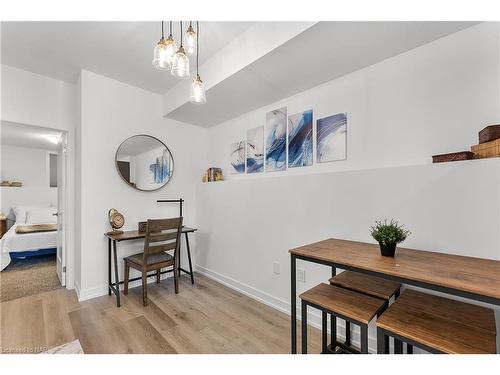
[196,264,381,353]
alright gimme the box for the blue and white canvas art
[316,113,347,163]
[246,126,264,173]
[265,107,287,172]
[287,109,313,168]
[149,150,172,183]
[230,140,246,174]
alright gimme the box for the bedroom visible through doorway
[0,121,67,302]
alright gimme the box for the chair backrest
[144,217,183,262]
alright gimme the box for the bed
[0,205,58,271]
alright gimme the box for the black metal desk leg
[291,254,297,354]
[394,338,403,354]
[113,240,121,307]
[330,266,337,350]
[345,321,351,346]
[360,325,368,354]
[108,238,111,296]
[185,232,194,284]
[301,300,308,354]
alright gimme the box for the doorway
[0,121,69,301]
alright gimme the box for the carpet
[0,254,61,302]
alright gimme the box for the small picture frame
[138,221,147,233]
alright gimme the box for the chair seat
[377,290,497,354]
[124,251,174,266]
[329,271,401,300]
[300,283,387,325]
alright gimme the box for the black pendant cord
[161,21,164,39]
[169,21,173,38]
[196,21,200,76]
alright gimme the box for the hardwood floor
[0,274,321,354]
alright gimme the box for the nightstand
[0,215,7,239]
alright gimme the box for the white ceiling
[1,21,254,94]
[1,121,63,151]
[167,21,478,127]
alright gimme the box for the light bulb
[163,35,177,65]
[171,46,190,79]
[152,38,170,70]
[185,25,196,55]
[189,75,206,104]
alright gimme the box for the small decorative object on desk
[106,208,125,235]
[370,219,411,257]
[202,167,223,183]
[0,180,22,187]
[138,221,147,232]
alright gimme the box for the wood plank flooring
[0,274,321,354]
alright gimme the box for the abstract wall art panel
[230,140,246,174]
[246,126,264,173]
[287,109,313,168]
[265,107,287,172]
[316,113,347,163]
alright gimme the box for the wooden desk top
[105,227,197,241]
[290,238,500,303]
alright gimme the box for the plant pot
[379,242,397,257]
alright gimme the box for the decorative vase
[379,242,397,257]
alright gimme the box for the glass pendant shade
[171,46,190,79]
[189,75,206,104]
[163,35,177,65]
[152,38,170,70]
[185,25,196,55]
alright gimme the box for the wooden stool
[329,271,402,352]
[300,283,387,354]
[376,289,497,354]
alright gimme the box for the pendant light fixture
[152,21,169,70]
[185,21,197,55]
[163,21,178,67]
[189,21,206,104]
[171,21,190,79]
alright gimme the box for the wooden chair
[123,217,183,306]
[329,271,402,352]
[376,289,497,354]
[300,283,388,354]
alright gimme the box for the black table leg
[321,311,328,353]
[301,300,307,354]
[113,240,121,307]
[108,238,111,296]
[291,254,297,354]
[184,232,194,284]
[331,266,337,350]
[377,328,388,354]
[394,338,403,354]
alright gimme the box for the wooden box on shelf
[432,151,474,163]
[471,138,500,159]
[479,124,500,144]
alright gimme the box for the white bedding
[0,223,58,271]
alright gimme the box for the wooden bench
[376,289,497,354]
[300,283,387,354]
[329,271,402,351]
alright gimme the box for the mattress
[1,223,58,271]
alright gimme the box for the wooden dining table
[289,238,500,354]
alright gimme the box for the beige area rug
[42,340,84,354]
[0,254,61,302]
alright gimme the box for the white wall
[208,22,500,179]
[196,22,500,352]
[77,70,208,300]
[0,145,57,220]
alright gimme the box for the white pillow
[12,205,49,224]
[25,207,58,224]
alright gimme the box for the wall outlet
[297,268,306,283]
[273,261,280,275]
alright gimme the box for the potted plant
[370,219,411,257]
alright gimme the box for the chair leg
[156,269,161,284]
[174,260,179,294]
[123,262,129,295]
[321,311,327,353]
[360,324,368,354]
[141,271,148,306]
[301,300,307,354]
[377,328,388,354]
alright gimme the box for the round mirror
[115,135,174,191]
